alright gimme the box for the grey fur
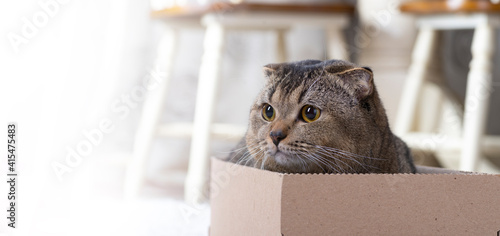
[226,59,416,174]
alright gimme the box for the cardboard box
[210,158,500,235]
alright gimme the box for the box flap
[280,173,500,235]
[210,158,283,236]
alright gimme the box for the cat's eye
[301,105,320,123]
[262,104,275,121]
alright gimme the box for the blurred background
[1,0,499,235]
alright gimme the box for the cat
[226,59,416,174]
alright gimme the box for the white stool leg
[276,29,287,63]
[460,23,495,171]
[395,27,437,135]
[326,27,348,60]
[124,27,178,199]
[417,82,444,133]
[185,23,225,204]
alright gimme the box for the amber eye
[301,105,320,123]
[262,104,275,121]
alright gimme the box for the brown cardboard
[210,158,500,235]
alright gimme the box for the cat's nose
[270,130,286,146]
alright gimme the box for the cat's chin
[264,145,308,172]
[273,151,305,169]
[274,151,290,164]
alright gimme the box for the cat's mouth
[265,143,305,168]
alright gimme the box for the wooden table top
[400,0,500,14]
[151,2,355,19]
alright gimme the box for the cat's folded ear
[333,67,374,100]
[263,63,281,77]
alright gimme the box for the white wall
[0,0,418,195]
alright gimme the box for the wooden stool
[124,2,355,203]
[395,0,500,172]
[123,12,203,201]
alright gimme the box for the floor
[3,148,211,236]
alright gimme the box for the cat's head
[245,59,389,173]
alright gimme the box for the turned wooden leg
[185,22,225,204]
[460,23,495,171]
[395,27,437,135]
[418,82,444,133]
[326,27,348,60]
[124,27,178,199]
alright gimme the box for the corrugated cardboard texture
[281,174,500,235]
[210,158,283,236]
[210,158,500,235]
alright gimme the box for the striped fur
[226,59,416,174]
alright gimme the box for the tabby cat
[226,59,416,174]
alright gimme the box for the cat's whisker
[298,153,309,172]
[304,151,333,173]
[243,148,262,165]
[300,148,341,173]
[260,153,269,170]
[229,143,258,165]
[315,145,383,168]
[313,149,351,173]
[299,150,328,173]
[305,154,327,173]
[217,145,248,154]
[233,144,261,167]
[315,146,378,172]
[289,152,303,172]
[240,153,255,167]
[228,148,250,164]
[318,146,386,161]
[249,147,266,168]
[298,144,346,173]
[314,148,357,173]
